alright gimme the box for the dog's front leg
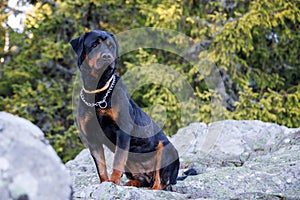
[90,146,109,183]
[110,130,130,185]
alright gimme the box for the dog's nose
[102,53,113,60]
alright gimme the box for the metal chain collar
[80,75,116,109]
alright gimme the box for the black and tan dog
[70,30,179,190]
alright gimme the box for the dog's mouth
[95,59,115,71]
[94,60,115,81]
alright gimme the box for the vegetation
[0,0,299,162]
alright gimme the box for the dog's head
[70,30,119,77]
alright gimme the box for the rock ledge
[66,120,300,199]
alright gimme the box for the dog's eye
[92,40,102,48]
[109,44,114,50]
[92,43,98,48]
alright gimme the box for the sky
[6,0,33,32]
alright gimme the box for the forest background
[0,0,299,162]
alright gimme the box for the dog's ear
[70,34,86,67]
[109,33,120,59]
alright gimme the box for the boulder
[66,120,300,199]
[0,112,72,200]
[171,120,300,199]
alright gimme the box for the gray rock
[66,149,189,199]
[171,120,300,199]
[0,112,72,200]
[66,120,300,199]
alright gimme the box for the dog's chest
[96,107,119,142]
[97,107,118,122]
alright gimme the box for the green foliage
[47,124,84,163]
[0,0,299,162]
[203,0,300,127]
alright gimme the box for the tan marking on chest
[97,106,119,122]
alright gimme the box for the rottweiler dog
[70,30,179,190]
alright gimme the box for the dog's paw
[100,179,109,184]
[109,170,123,185]
[108,179,120,185]
[124,180,142,187]
[151,184,163,190]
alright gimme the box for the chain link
[80,75,116,109]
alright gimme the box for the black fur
[70,30,179,189]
